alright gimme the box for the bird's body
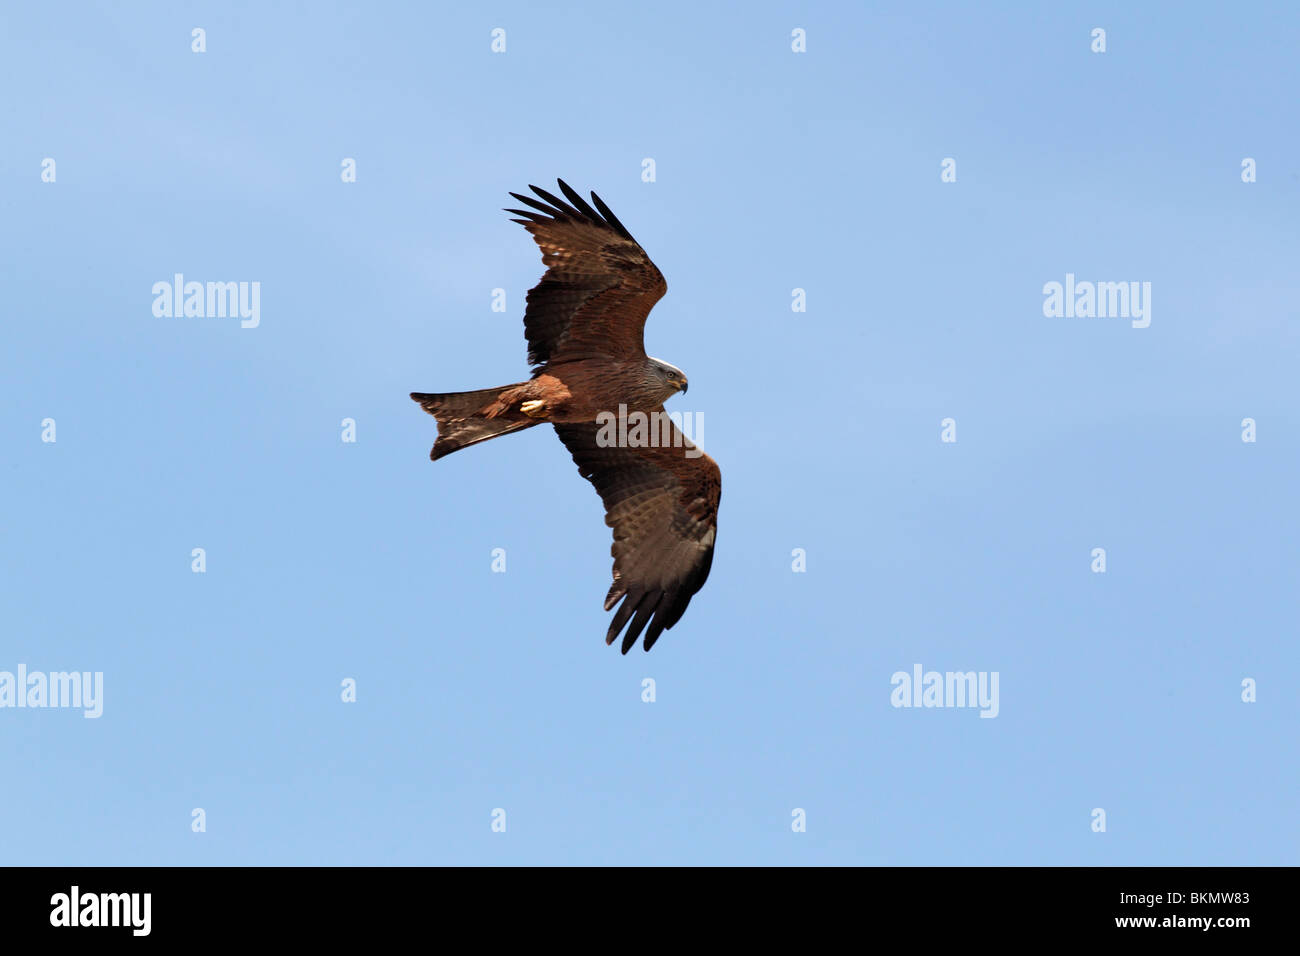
[411,180,720,653]
[495,357,678,424]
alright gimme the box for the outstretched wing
[553,415,720,653]
[506,179,666,369]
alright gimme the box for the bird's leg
[520,400,547,418]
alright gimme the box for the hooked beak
[679,381,688,394]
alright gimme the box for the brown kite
[411,180,721,653]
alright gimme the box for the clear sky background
[1,1,1296,865]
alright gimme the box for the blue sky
[1,1,1296,865]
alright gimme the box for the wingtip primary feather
[510,180,636,243]
[557,179,601,222]
[529,182,582,219]
[604,582,626,612]
[589,190,633,240]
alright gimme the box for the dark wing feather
[507,179,667,369]
[554,415,720,653]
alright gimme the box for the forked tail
[410,384,539,460]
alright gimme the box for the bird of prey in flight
[411,180,721,653]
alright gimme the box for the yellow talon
[520,400,545,417]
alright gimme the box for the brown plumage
[411,179,721,653]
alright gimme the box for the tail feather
[410,384,539,460]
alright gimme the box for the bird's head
[649,358,689,400]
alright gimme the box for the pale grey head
[647,357,688,403]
